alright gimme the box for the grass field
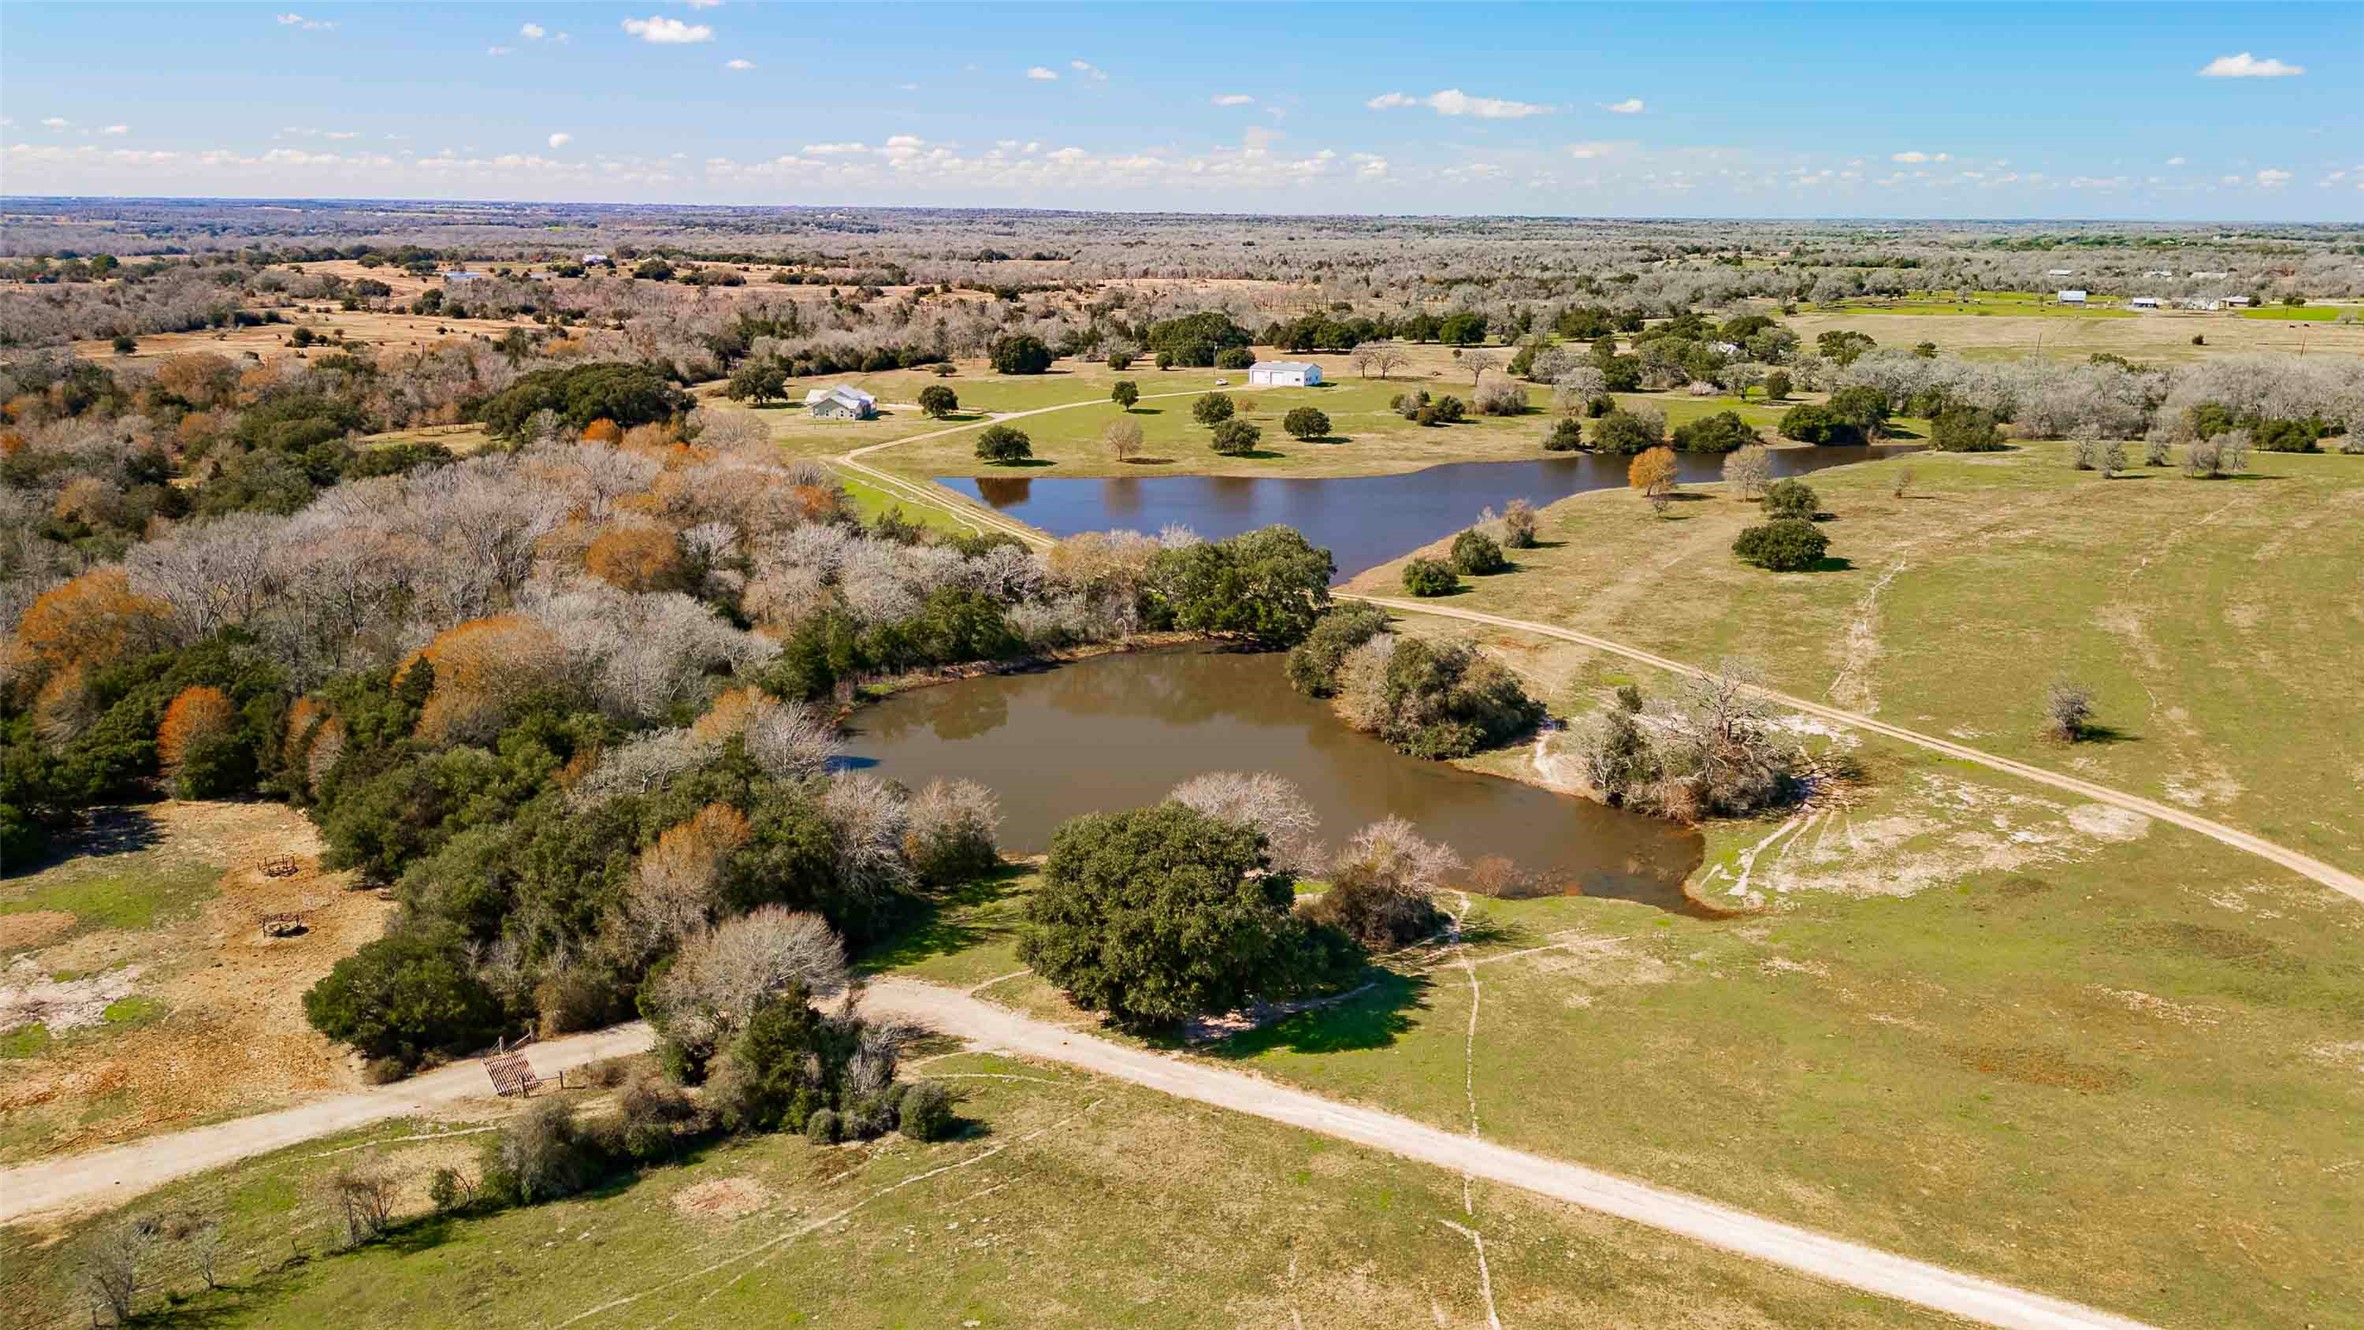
[1791,303,2364,364]
[865,732,2364,1328]
[1347,440,2364,876]
[0,1062,1958,1329]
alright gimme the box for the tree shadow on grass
[984,458,1057,469]
[7,806,162,879]
[856,865,1030,975]
[1120,456,1177,466]
[1205,967,1432,1059]
[1808,556,1856,572]
[2066,723,2141,746]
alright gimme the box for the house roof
[805,384,876,409]
[1250,360,1319,374]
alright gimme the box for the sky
[2,2,2358,221]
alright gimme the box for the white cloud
[1891,150,1950,164]
[684,0,721,7]
[486,45,513,56]
[801,141,869,155]
[724,58,754,70]
[2198,52,2303,78]
[547,132,572,149]
[622,15,714,44]
[2166,156,2186,166]
[1602,98,1645,115]
[1367,89,1550,119]
[275,12,335,30]
[325,131,358,140]
[100,124,129,136]
[2255,167,2292,187]
[1351,152,1390,180]
[40,117,70,130]
[1212,93,1255,107]
[1070,59,1106,81]
[520,22,546,39]
[1566,140,1630,159]
[1026,66,1058,81]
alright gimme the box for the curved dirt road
[1348,594,2364,906]
[859,978,2154,1330]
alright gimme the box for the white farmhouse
[805,385,878,420]
[2128,296,2162,310]
[1247,360,1323,387]
[2056,289,2089,305]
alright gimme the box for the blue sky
[3,3,2357,219]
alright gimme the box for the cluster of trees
[1571,669,1809,822]
[1018,777,1466,1028]
[1287,608,1542,759]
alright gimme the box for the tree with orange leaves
[404,614,570,746]
[158,685,246,796]
[583,524,684,593]
[581,418,622,444]
[8,568,173,704]
[1628,446,1680,513]
[626,803,753,949]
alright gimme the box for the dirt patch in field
[0,801,395,1164]
[1948,1043,2135,1094]
[0,912,76,951]
[671,1176,778,1221]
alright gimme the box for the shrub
[1430,395,1467,424]
[1670,410,1755,454]
[987,335,1053,375]
[1302,818,1454,948]
[2042,680,2095,742]
[1191,392,1236,426]
[480,1099,604,1207]
[1826,385,1892,439]
[1019,803,1346,1027]
[1593,407,1664,454]
[1144,525,1334,647]
[1208,418,1262,455]
[1495,498,1538,548]
[1931,406,2004,451]
[1760,477,1817,520]
[2252,417,2324,453]
[1763,369,1792,400]
[1449,529,1508,575]
[973,424,1032,463]
[1105,350,1134,370]
[1284,603,1389,697]
[1215,345,1256,370]
[897,1080,958,1141]
[1401,558,1459,597]
[1543,417,1584,451]
[804,1107,841,1144]
[303,926,504,1068]
[1732,519,1829,571]
[1473,380,1527,416]
[1282,406,1331,440]
[1335,635,1543,759]
[916,385,959,419]
[1778,403,1858,446]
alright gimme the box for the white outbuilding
[2056,289,2089,305]
[805,385,877,420]
[1247,360,1323,387]
[2128,296,2162,310]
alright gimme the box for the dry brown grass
[1790,305,2364,363]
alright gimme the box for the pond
[842,646,1706,913]
[943,444,1917,579]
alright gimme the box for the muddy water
[843,647,1705,912]
[944,445,1916,580]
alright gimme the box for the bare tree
[822,773,914,899]
[904,778,1002,884]
[1102,416,1145,463]
[329,1169,401,1247]
[1370,343,1408,380]
[1350,343,1381,379]
[2042,680,2096,742]
[1168,771,1325,874]
[1722,444,1772,499]
[646,906,849,1056]
[1552,365,1606,415]
[1462,349,1503,387]
[186,1215,225,1291]
[1303,818,1458,947]
[741,695,838,780]
[81,1221,151,1326]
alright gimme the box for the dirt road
[0,1022,654,1225]
[1350,594,2364,906]
[860,978,2155,1330]
[6,979,2156,1328]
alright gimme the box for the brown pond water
[842,646,1706,913]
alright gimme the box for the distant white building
[2143,269,2175,279]
[443,269,487,283]
[2128,296,2162,310]
[1247,360,1322,387]
[805,385,877,420]
[2056,289,2089,305]
[2191,270,2232,280]
[2047,268,2076,277]
[582,252,610,266]
[2226,295,2253,308]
